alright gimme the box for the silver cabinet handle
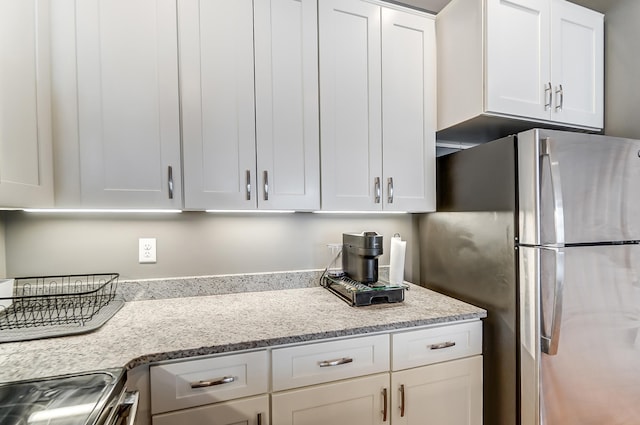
[246,170,251,201]
[387,177,394,204]
[257,412,263,425]
[167,166,174,200]
[382,388,388,422]
[374,177,381,203]
[263,170,269,201]
[399,384,406,417]
[555,84,564,111]
[544,82,552,110]
[541,248,565,356]
[190,376,235,389]
[318,357,353,367]
[429,341,456,350]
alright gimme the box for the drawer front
[272,334,389,391]
[150,350,268,414]
[392,321,482,371]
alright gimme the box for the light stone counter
[0,282,485,383]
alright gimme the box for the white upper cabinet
[319,0,436,212]
[319,0,382,212]
[255,0,320,211]
[550,0,604,128]
[381,8,436,212]
[72,0,182,208]
[179,0,256,210]
[485,0,551,121]
[437,0,603,137]
[181,0,320,211]
[0,0,54,208]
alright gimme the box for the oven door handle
[111,390,139,425]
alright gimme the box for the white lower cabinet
[391,356,483,425]
[147,321,482,425]
[153,395,269,425]
[272,373,389,425]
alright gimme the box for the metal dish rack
[0,273,120,331]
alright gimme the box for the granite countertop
[0,281,486,383]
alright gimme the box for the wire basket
[0,273,119,330]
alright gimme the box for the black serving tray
[323,275,405,307]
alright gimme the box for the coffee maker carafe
[342,232,383,283]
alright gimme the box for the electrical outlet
[139,238,157,263]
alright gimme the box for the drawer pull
[399,384,405,417]
[318,357,354,367]
[190,376,235,389]
[429,341,456,350]
[382,387,388,422]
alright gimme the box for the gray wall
[1,212,419,282]
[603,0,640,138]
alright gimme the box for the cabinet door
[180,0,256,210]
[319,0,382,211]
[254,0,320,211]
[153,395,269,425]
[75,0,181,208]
[272,373,389,425]
[391,356,483,425]
[485,0,551,121]
[381,9,435,212]
[550,0,603,129]
[0,0,54,208]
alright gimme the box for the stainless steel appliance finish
[342,231,383,283]
[0,368,138,425]
[421,129,640,425]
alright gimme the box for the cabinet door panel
[381,9,435,212]
[180,0,256,210]
[76,0,181,208]
[319,0,382,211]
[272,373,388,425]
[0,0,53,207]
[550,0,603,128]
[153,395,269,425]
[486,0,550,120]
[392,356,483,425]
[255,0,320,211]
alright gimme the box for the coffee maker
[323,231,405,306]
[342,231,383,283]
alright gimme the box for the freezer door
[518,129,640,245]
[520,245,640,425]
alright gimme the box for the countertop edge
[124,311,486,370]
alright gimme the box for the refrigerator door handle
[540,137,566,245]
[541,249,565,355]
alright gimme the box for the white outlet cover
[139,238,157,263]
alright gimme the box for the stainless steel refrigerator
[420,129,640,425]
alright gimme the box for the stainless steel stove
[0,368,138,425]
